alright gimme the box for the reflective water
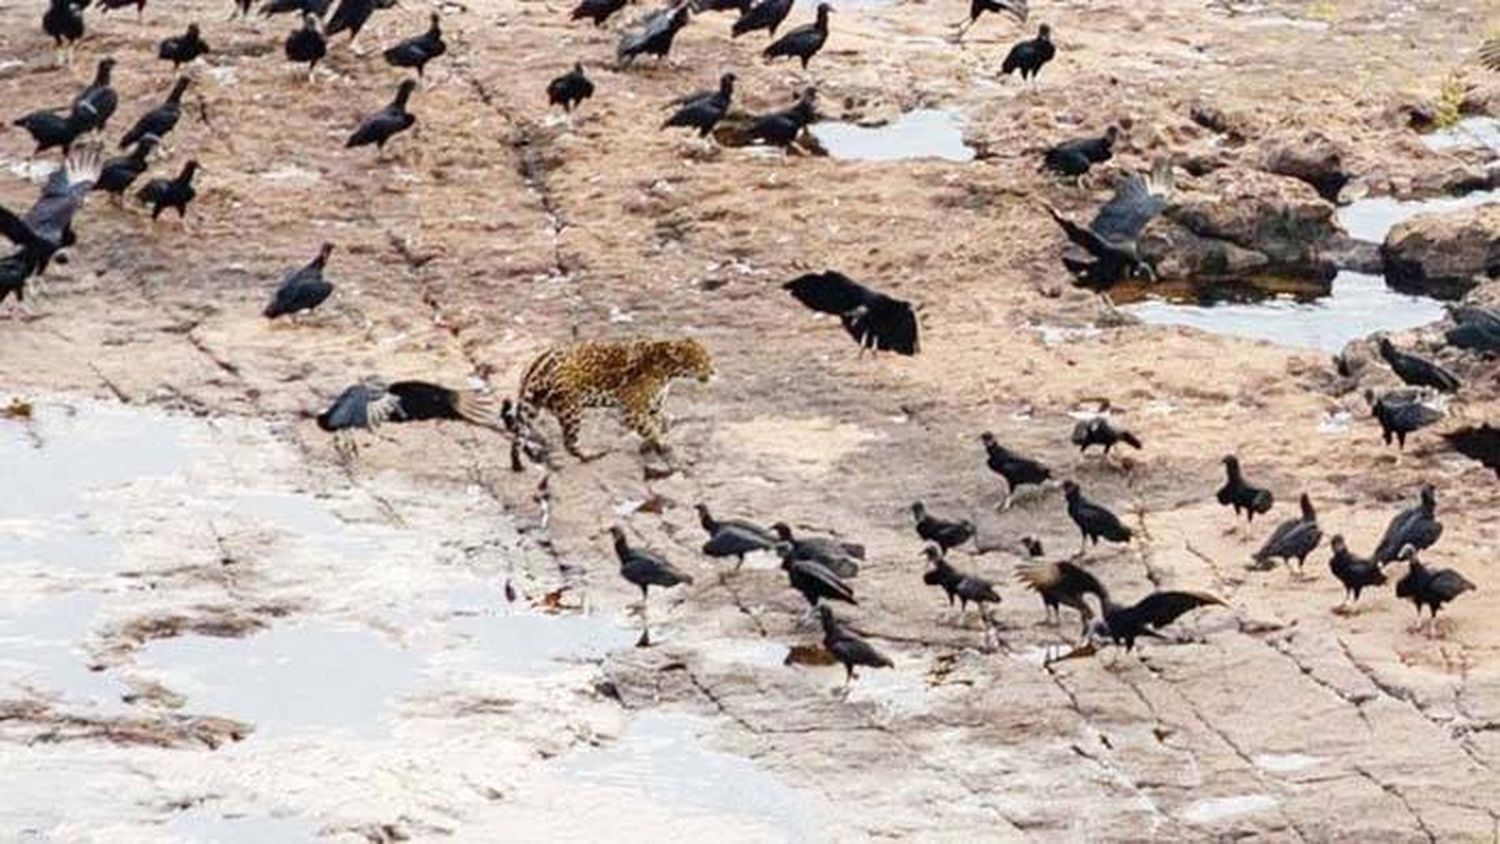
[812,109,975,163]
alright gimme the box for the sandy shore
[2,0,1499,839]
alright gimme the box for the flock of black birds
[6,0,1494,695]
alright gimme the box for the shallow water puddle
[558,714,821,841]
[167,812,320,843]
[1120,272,1446,352]
[1123,191,1497,350]
[0,591,129,708]
[134,623,426,738]
[1421,117,1500,154]
[812,109,975,162]
[441,583,640,677]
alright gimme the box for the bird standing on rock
[763,3,830,69]
[921,546,1001,633]
[732,0,791,38]
[95,139,156,201]
[617,3,692,66]
[159,24,210,69]
[571,0,628,26]
[773,522,861,577]
[71,60,119,134]
[1252,493,1322,574]
[1043,160,1174,286]
[818,605,891,689]
[1377,336,1460,393]
[347,80,417,155]
[13,110,88,156]
[325,0,379,47]
[119,78,191,151]
[1366,387,1445,450]
[663,73,736,138]
[611,526,693,646]
[265,242,335,320]
[1063,480,1132,551]
[137,160,198,221]
[547,63,595,113]
[696,504,775,544]
[1371,484,1443,565]
[1216,455,1273,523]
[1043,126,1119,185]
[779,544,856,622]
[1015,560,1105,631]
[43,0,85,66]
[980,431,1051,509]
[748,88,819,150]
[1001,23,1054,87]
[912,501,974,555]
[1328,535,1385,612]
[1394,547,1474,634]
[384,13,446,78]
[1071,416,1141,456]
[1088,585,1224,653]
[696,504,774,570]
[285,13,328,79]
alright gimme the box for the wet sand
[2,0,1500,839]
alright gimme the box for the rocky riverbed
[3,0,1500,840]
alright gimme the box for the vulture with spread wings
[1043,159,1173,287]
[783,271,919,356]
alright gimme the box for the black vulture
[159,25,210,69]
[136,160,198,220]
[612,525,693,645]
[71,59,119,133]
[285,13,328,78]
[955,0,1025,40]
[617,3,692,66]
[1043,159,1174,287]
[95,140,156,200]
[0,145,101,305]
[778,545,857,618]
[265,242,335,319]
[912,501,974,554]
[695,503,775,544]
[663,73,735,137]
[325,0,377,43]
[818,606,891,688]
[1328,535,1386,611]
[1015,560,1105,631]
[747,88,819,149]
[1070,416,1141,455]
[43,0,85,64]
[1366,387,1445,450]
[763,3,830,69]
[346,80,417,153]
[1042,126,1120,184]
[315,377,496,454]
[1062,480,1132,551]
[384,13,446,78]
[547,63,595,113]
[1001,23,1054,84]
[570,0,628,27]
[119,78,191,150]
[773,522,861,578]
[1377,337,1460,393]
[260,0,330,17]
[1371,484,1443,565]
[1252,492,1322,573]
[96,0,146,16]
[1445,304,1500,352]
[13,110,88,156]
[1089,586,1224,652]
[696,504,774,569]
[921,545,1000,622]
[731,0,791,38]
[1216,455,1273,523]
[979,431,1051,508]
[1394,548,1474,630]
[783,270,918,355]
[1444,424,1500,477]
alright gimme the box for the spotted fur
[514,338,713,461]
